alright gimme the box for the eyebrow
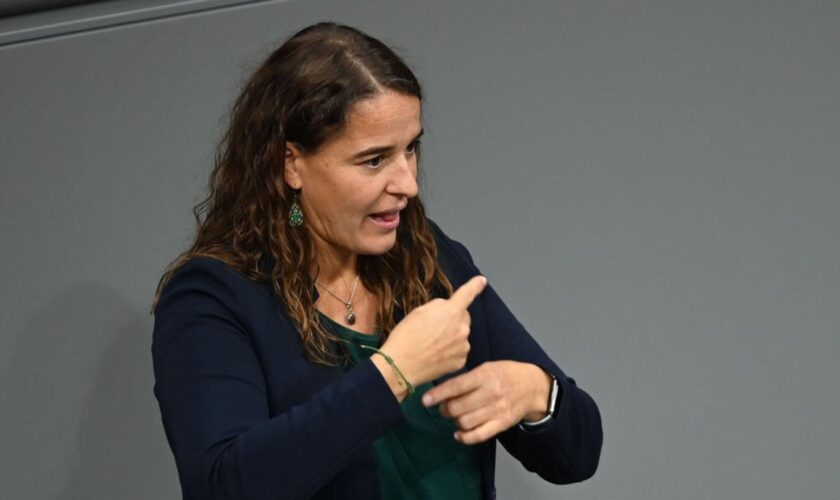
[349,128,424,161]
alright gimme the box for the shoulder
[160,256,266,297]
[152,257,288,366]
[154,257,274,324]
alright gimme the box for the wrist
[378,342,424,387]
[522,366,553,422]
[371,354,409,402]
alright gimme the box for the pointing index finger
[449,275,488,310]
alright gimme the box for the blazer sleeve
[151,259,405,500]
[431,223,603,484]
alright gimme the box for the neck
[309,234,359,285]
[314,257,358,285]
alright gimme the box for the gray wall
[1,0,838,498]
[0,1,100,19]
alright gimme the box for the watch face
[548,377,559,415]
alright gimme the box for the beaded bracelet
[360,345,415,397]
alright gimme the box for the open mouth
[370,211,399,223]
[369,210,401,229]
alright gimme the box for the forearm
[157,358,405,500]
[499,370,602,484]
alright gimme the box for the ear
[284,141,305,190]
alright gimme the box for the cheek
[324,189,375,226]
[307,173,356,212]
[306,169,382,222]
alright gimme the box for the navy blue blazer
[152,221,602,500]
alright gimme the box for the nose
[386,155,419,198]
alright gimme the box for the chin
[360,234,398,255]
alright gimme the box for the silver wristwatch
[517,373,559,431]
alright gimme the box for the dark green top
[319,312,483,500]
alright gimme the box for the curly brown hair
[151,22,453,366]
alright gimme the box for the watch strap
[517,373,559,431]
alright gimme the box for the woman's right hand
[376,275,488,391]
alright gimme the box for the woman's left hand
[422,361,553,445]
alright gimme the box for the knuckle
[494,398,507,414]
[447,402,458,416]
[505,408,517,425]
[491,379,504,397]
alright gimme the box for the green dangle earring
[289,192,304,227]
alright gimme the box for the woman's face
[285,90,422,260]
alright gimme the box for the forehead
[333,91,421,144]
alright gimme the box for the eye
[361,155,384,169]
[406,139,421,155]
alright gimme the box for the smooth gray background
[1,1,838,499]
[0,1,100,19]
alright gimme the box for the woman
[151,22,602,500]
